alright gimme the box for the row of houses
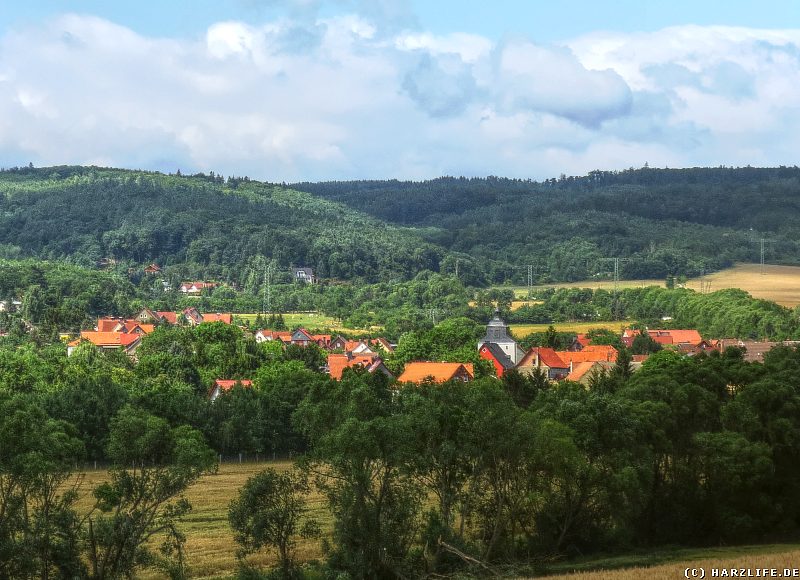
[67,307,233,356]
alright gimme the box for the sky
[2,1,800,181]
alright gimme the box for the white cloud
[1,16,800,179]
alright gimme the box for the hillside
[0,166,443,284]
[4,165,800,287]
[293,166,800,284]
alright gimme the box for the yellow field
[71,461,327,579]
[501,263,800,308]
[510,321,628,337]
[545,547,800,579]
[684,263,800,307]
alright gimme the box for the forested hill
[293,166,800,283]
[4,165,800,287]
[0,166,443,283]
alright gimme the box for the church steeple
[478,309,523,364]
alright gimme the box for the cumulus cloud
[490,39,633,127]
[1,14,800,180]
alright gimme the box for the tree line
[4,329,800,578]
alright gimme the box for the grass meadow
[71,461,328,579]
[233,312,380,333]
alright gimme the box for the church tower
[478,309,524,365]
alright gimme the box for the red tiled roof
[398,362,474,384]
[556,345,618,364]
[327,353,378,380]
[566,361,601,382]
[202,313,232,324]
[259,330,293,342]
[213,379,253,392]
[157,311,178,325]
[76,332,141,348]
[96,318,122,332]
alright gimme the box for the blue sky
[2,1,800,180]
[7,1,800,41]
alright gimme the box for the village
[63,288,800,400]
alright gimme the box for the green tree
[228,468,318,578]
[0,393,85,579]
[85,406,216,579]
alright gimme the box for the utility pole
[597,257,631,319]
[455,258,460,280]
[527,264,533,302]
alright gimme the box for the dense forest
[3,165,800,285]
[294,166,800,283]
[0,166,442,284]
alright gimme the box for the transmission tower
[760,238,774,275]
[262,262,273,314]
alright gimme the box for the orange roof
[655,329,702,344]
[259,330,293,342]
[202,313,232,324]
[77,331,141,348]
[575,333,592,347]
[556,346,618,364]
[213,379,253,392]
[327,353,378,380]
[566,361,602,382]
[397,362,474,384]
[157,311,177,325]
[632,354,650,363]
[518,347,568,369]
[122,321,155,334]
[97,318,122,332]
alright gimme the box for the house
[566,361,615,385]
[179,281,218,295]
[0,300,21,313]
[96,317,124,332]
[290,328,315,346]
[157,311,178,325]
[182,307,204,326]
[209,379,253,402]
[327,353,394,380]
[144,264,162,274]
[567,334,592,351]
[369,337,395,353]
[477,310,525,365]
[202,313,233,324]
[516,347,570,380]
[479,342,515,377]
[556,345,618,366]
[397,362,474,384]
[621,328,703,348]
[712,339,800,363]
[67,332,141,357]
[256,329,294,344]
[292,267,316,284]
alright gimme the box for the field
[71,461,327,580]
[234,312,381,333]
[500,263,800,308]
[510,321,629,337]
[683,263,800,307]
[69,462,800,579]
